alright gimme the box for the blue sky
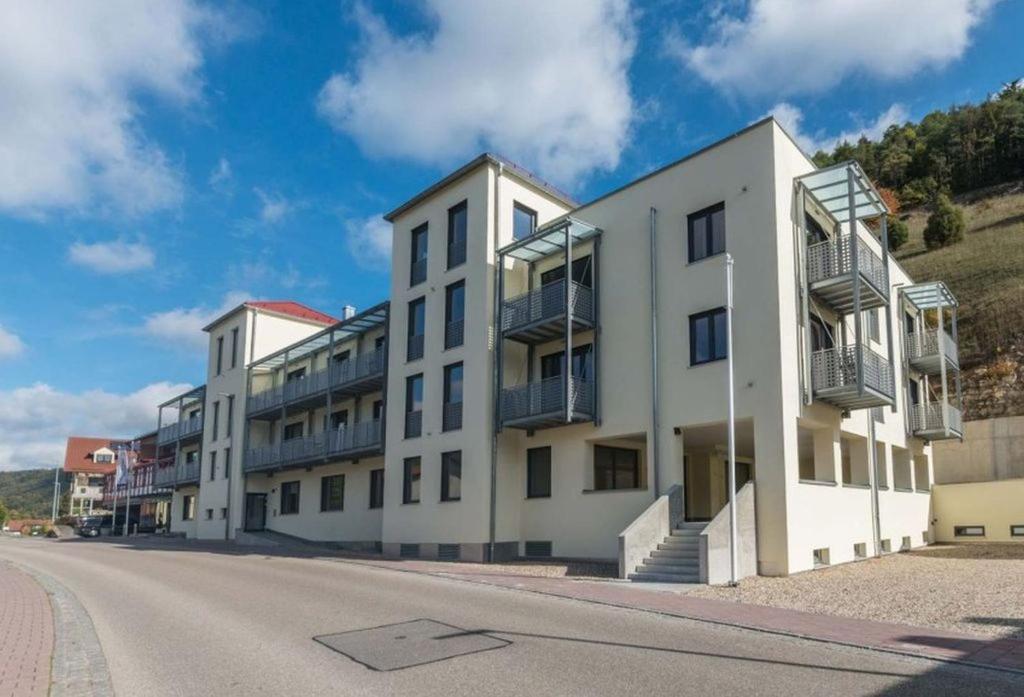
[1,0,1020,468]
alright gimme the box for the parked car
[75,515,113,537]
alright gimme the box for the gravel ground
[690,544,1024,639]
[434,559,618,580]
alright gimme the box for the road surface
[1,537,1020,696]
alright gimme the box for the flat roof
[383,153,578,222]
[796,160,889,223]
[158,384,206,410]
[902,281,958,309]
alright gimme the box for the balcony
[906,329,958,375]
[153,465,177,487]
[811,345,895,410]
[911,402,963,440]
[502,280,595,344]
[330,348,386,396]
[244,423,383,473]
[501,376,595,430]
[175,460,201,485]
[157,414,203,444]
[247,348,387,416]
[442,401,463,432]
[807,235,889,313]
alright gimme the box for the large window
[447,201,467,268]
[513,202,537,240]
[540,344,593,381]
[369,468,385,509]
[410,223,428,286]
[594,445,640,491]
[216,335,224,375]
[287,367,307,382]
[441,451,462,502]
[329,408,349,431]
[867,308,880,343]
[403,457,421,504]
[182,494,196,521]
[407,297,425,361]
[231,327,239,369]
[443,362,463,432]
[444,280,465,349]
[405,374,423,438]
[688,202,726,263]
[280,481,300,515]
[540,255,593,288]
[320,474,345,512]
[810,315,834,352]
[283,422,304,441]
[689,308,728,365]
[527,447,552,498]
[226,395,234,438]
[209,450,217,481]
[212,400,220,439]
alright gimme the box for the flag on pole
[115,445,130,487]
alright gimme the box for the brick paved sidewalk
[0,563,53,697]
[340,555,1024,674]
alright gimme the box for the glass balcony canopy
[250,301,389,372]
[498,216,601,262]
[158,384,206,410]
[796,161,889,223]
[901,281,958,310]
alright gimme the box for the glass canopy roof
[158,384,206,409]
[796,161,889,223]
[251,301,389,371]
[902,281,958,309]
[498,216,602,262]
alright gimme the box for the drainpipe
[649,207,660,499]
[488,161,504,562]
[868,417,882,557]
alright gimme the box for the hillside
[0,468,65,520]
[895,181,1024,419]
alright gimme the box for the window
[540,255,593,289]
[216,336,224,375]
[284,422,304,441]
[182,495,196,521]
[689,308,728,365]
[94,452,113,464]
[209,450,217,481]
[332,349,350,366]
[527,447,552,498]
[594,445,640,491]
[410,223,428,286]
[287,367,307,382]
[909,379,920,405]
[809,315,834,351]
[403,457,421,504]
[405,374,423,438]
[407,297,425,361]
[444,280,465,349]
[954,525,985,537]
[1011,525,1024,537]
[212,400,220,440]
[231,327,239,369]
[226,395,234,437]
[372,400,384,422]
[205,508,214,521]
[872,406,884,424]
[185,450,197,464]
[280,481,300,515]
[320,474,345,512]
[687,202,726,263]
[329,409,349,431]
[513,202,537,240]
[224,448,231,479]
[441,451,462,502]
[443,362,463,432]
[447,200,467,268]
[369,469,385,509]
[540,344,593,381]
[220,507,228,519]
[904,311,915,336]
[805,213,828,244]
[867,309,880,343]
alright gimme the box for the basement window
[954,525,985,538]
[1011,525,1024,537]
[900,536,912,552]
[812,547,830,568]
[853,543,867,560]
[880,539,892,553]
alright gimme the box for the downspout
[488,162,504,561]
[868,417,882,557]
[649,207,660,499]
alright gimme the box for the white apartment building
[162,117,963,583]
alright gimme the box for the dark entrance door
[244,493,267,532]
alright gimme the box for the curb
[12,562,115,697]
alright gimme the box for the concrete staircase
[628,521,704,583]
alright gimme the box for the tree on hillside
[887,215,909,251]
[0,499,7,527]
[923,194,966,250]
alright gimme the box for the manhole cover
[314,619,510,671]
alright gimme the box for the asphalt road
[1,537,1021,696]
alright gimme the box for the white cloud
[317,0,637,187]
[209,157,232,188]
[345,214,392,271]
[765,102,909,154]
[254,188,291,224]
[0,381,191,471]
[68,239,156,273]
[142,291,249,351]
[673,0,997,96]
[0,325,25,358]
[0,1,228,217]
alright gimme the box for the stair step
[677,521,707,530]
[669,528,703,538]
[638,560,699,574]
[658,540,699,551]
[650,548,699,560]
[629,571,700,584]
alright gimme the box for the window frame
[320,474,345,512]
[513,201,538,241]
[369,468,385,509]
[209,450,217,481]
[402,457,421,504]
[407,296,426,361]
[687,202,726,264]
[440,450,462,502]
[593,445,641,491]
[689,307,728,366]
[444,280,465,349]
[527,447,552,498]
[231,327,239,369]
[212,399,220,440]
[410,222,428,287]
[216,335,224,375]
[446,200,467,269]
[280,481,301,515]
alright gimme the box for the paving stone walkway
[0,562,53,697]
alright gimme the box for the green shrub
[886,215,909,251]
[923,194,966,249]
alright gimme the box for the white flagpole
[51,467,60,521]
[726,253,739,586]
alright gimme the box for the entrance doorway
[680,420,756,522]
[244,493,267,532]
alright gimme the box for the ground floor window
[320,474,345,512]
[403,458,421,504]
[527,447,551,498]
[369,469,384,509]
[182,494,195,521]
[280,481,300,515]
[441,451,462,501]
[594,445,640,490]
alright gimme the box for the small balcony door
[540,344,594,381]
[244,493,266,532]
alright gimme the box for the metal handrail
[157,414,203,443]
[407,333,425,361]
[911,402,962,434]
[906,329,957,363]
[811,345,894,397]
[329,420,383,455]
[501,375,595,421]
[444,319,464,349]
[330,347,386,388]
[442,402,463,431]
[502,280,595,333]
[806,235,888,297]
[405,410,422,438]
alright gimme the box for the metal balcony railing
[248,348,387,415]
[911,402,963,436]
[501,376,595,425]
[442,402,463,432]
[502,280,594,335]
[410,257,427,286]
[444,319,464,349]
[811,345,895,398]
[247,383,284,414]
[807,235,888,298]
[405,410,422,438]
[153,466,177,487]
[447,240,466,268]
[407,333,425,361]
[176,459,201,484]
[157,414,204,444]
[329,420,383,456]
[282,370,330,404]
[330,348,386,389]
[906,329,958,368]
